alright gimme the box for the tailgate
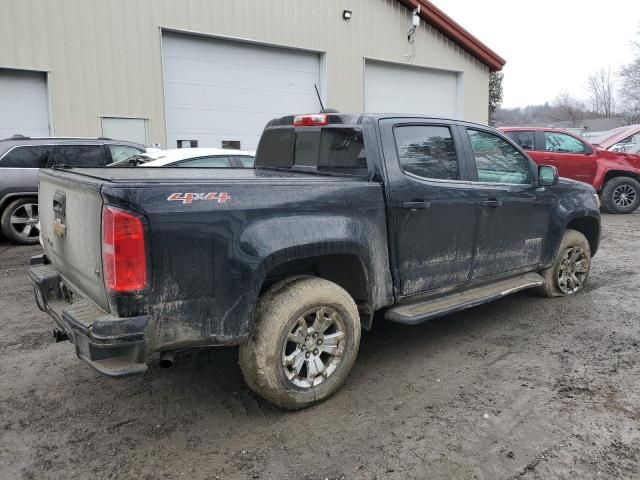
[38,170,110,311]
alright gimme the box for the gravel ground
[1,213,639,480]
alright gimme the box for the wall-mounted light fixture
[343,10,352,20]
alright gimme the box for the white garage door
[0,69,50,139]
[162,33,322,150]
[364,60,460,118]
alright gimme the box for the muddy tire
[1,198,40,245]
[239,277,360,410]
[537,229,591,298]
[600,177,640,214]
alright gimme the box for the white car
[111,148,255,168]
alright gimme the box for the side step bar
[386,272,544,325]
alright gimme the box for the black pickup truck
[29,113,601,409]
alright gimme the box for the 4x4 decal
[167,192,231,204]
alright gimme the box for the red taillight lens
[102,206,147,292]
[293,114,328,127]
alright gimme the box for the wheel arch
[258,250,376,330]
[566,216,600,256]
[0,192,38,213]
[602,169,640,186]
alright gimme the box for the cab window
[393,125,459,180]
[467,129,531,184]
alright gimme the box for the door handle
[481,199,502,208]
[401,201,431,210]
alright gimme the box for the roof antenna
[314,84,325,111]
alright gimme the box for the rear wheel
[239,277,360,409]
[1,198,40,245]
[600,177,640,214]
[538,229,591,298]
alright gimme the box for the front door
[462,127,554,279]
[380,120,477,296]
[538,130,598,185]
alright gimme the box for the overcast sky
[431,0,640,108]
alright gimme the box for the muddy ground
[1,213,639,480]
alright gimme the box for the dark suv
[0,135,145,244]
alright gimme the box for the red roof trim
[396,0,506,71]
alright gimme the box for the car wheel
[0,198,40,245]
[600,177,640,214]
[537,229,591,298]
[239,277,361,409]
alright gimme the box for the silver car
[0,135,144,244]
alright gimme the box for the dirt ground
[1,213,639,480]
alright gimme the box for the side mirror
[539,165,559,186]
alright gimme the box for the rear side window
[0,146,50,168]
[504,130,535,150]
[49,145,107,167]
[394,125,459,180]
[176,156,231,167]
[236,156,255,168]
[256,127,367,176]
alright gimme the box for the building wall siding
[0,0,490,146]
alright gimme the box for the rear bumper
[28,254,150,376]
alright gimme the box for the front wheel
[239,277,361,409]
[600,177,640,214]
[537,229,591,298]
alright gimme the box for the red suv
[500,127,640,214]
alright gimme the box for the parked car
[139,148,255,168]
[500,127,640,214]
[29,113,600,409]
[0,135,145,244]
[590,124,640,153]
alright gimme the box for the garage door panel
[364,60,460,118]
[163,57,318,93]
[165,84,317,114]
[0,70,49,138]
[163,33,321,150]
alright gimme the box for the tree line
[490,31,640,126]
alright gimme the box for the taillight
[293,114,328,127]
[102,205,147,292]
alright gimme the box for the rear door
[539,131,597,185]
[461,127,554,279]
[380,119,477,296]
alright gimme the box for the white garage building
[0,0,504,150]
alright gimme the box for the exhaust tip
[159,351,175,368]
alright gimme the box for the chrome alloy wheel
[10,203,39,241]
[612,183,637,209]
[281,306,346,389]
[557,246,589,294]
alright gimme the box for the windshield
[255,127,368,176]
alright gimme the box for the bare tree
[619,35,640,123]
[587,67,616,117]
[550,91,586,124]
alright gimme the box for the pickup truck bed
[32,166,392,375]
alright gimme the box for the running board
[386,272,544,325]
